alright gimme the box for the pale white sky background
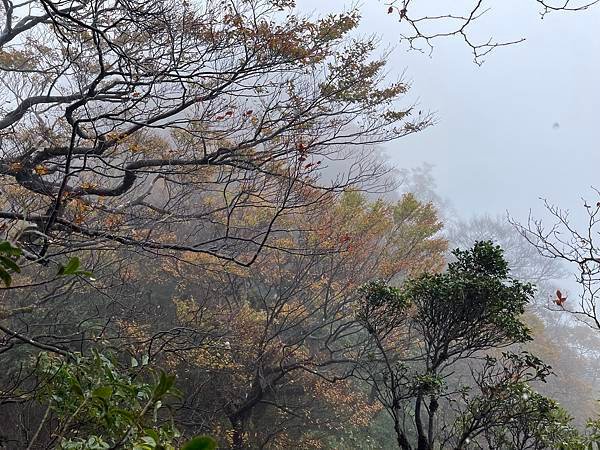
[297,1,600,224]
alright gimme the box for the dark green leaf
[0,268,12,287]
[0,255,20,273]
[0,241,21,257]
[181,436,217,450]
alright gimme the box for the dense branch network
[0,0,429,265]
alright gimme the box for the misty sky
[298,1,600,225]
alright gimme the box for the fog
[299,0,600,221]
[2,1,600,448]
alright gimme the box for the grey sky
[298,1,600,224]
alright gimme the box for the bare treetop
[385,0,599,63]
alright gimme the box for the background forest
[0,0,599,449]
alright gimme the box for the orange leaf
[34,165,49,175]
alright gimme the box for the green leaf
[69,379,84,398]
[92,385,113,400]
[58,257,81,276]
[144,429,160,443]
[141,436,157,447]
[112,408,137,424]
[181,436,217,450]
[0,255,20,273]
[133,445,153,450]
[153,371,175,400]
[153,400,162,422]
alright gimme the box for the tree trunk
[415,396,430,450]
[231,416,246,450]
[395,429,413,450]
[393,413,413,450]
[427,396,439,449]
